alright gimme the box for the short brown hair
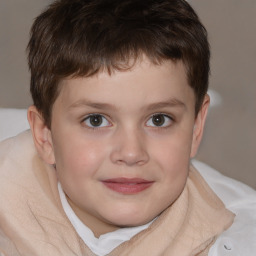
[28,0,210,127]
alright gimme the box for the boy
[0,0,255,255]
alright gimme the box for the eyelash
[81,113,174,130]
[145,113,174,128]
[81,114,112,130]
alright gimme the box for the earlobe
[27,106,55,165]
[190,94,210,158]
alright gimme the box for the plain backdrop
[0,0,255,188]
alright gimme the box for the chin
[100,200,164,228]
[105,211,155,228]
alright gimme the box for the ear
[27,106,55,165]
[190,94,210,158]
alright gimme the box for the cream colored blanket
[0,131,234,256]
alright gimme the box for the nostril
[110,131,149,166]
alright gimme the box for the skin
[28,58,209,238]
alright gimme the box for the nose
[110,128,149,166]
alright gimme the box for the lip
[101,178,154,194]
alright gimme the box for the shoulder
[0,130,59,207]
[0,130,36,180]
[192,160,256,256]
[0,131,88,255]
[0,131,77,255]
[0,130,47,214]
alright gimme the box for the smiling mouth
[101,178,154,194]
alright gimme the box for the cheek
[54,138,107,178]
[156,144,190,180]
[153,130,193,165]
[150,129,193,187]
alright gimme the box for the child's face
[36,58,208,236]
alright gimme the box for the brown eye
[153,114,165,126]
[146,114,172,127]
[89,115,102,126]
[84,114,110,128]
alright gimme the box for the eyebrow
[146,99,186,111]
[68,100,118,111]
[68,98,186,111]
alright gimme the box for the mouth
[101,178,154,194]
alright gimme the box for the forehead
[55,59,194,111]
